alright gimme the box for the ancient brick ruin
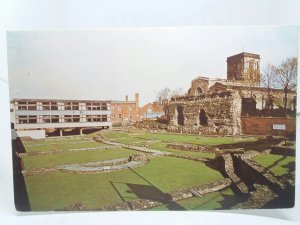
[165,52,296,135]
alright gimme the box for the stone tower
[227,52,260,85]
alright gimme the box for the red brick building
[111,93,140,126]
[139,101,164,120]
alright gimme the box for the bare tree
[156,87,184,117]
[171,88,184,97]
[274,57,298,112]
[261,63,277,109]
[156,87,172,102]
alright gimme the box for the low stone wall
[19,145,115,157]
[233,154,286,193]
[99,178,231,211]
[22,168,58,176]
[222,154,249,194]
[270,146,295,156]
[233,184,278,209]
[166,143,217,153]
[165,153,209,163]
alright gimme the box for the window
[118,114,122,118]
[101,103,108,110]
[42,102,51,110]
[64,115,73,122]
[17,116,28,124]
[42,115,51,123]
[102,115,108,122]
[50,102,58,110]
[86,102,101,110]
[51,115,59,123]
[65,102,80,110]
[86,115,107,122]
[17,101,37,110]
[17,115,37,124]
[73,115,80,122]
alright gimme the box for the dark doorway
[199,109,208,126]
[177,106,184,125]
[241,97,257,116]
[197,87,203,94]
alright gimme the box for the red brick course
[241,116,296,135]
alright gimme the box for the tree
[156,87,172,102]
[274,57,297,112]
[261,63,277,109]
[156,87,184,116]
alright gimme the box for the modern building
[111,93,140,126]
[11,99,112,139]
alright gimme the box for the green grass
[23,136,86,144]
[136,133,256,146]
[146,141,215,159]
[24,141,106,152]
[254,154,295,176]
[22,148,137,170]
[24,157,223,210]
[103,132,130,139]
[148,188,238,210]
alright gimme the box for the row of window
[15,103,109,111]
[16,115,110,124]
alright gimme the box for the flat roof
[11,98,111,103]
[227,52,260,60]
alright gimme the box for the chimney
[126,95,128,101]
[135,93,139,107]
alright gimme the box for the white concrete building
[11,99,112,139]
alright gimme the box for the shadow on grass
[110,168,186,210]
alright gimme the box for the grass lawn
[23,136,86,144]
[23,141,106,153]
[24,157,223,210]
[22,148,137,170]
[103,131,256,146]
[136,133,256,146]
[148,188,238,210]
[254,154,295,176]
[146,142,215,159]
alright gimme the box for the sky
[7,26,299,106]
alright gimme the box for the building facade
[139,102,164,120]
[111,93,140,126]
[11,99,112,138]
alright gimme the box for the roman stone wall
[167,91,239,135]
[188,77,209,95]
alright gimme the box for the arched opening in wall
[177,106,184,125]
[241,97,257,116]
[197,87,203,94]
[199,109,208,126]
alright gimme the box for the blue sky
[7,26,298,106]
